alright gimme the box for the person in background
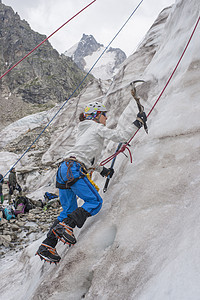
[0,173,4,204]
[8,168,22,204]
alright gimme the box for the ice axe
[130,80,148,134]
[103,142,122,193]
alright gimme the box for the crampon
[52,222,76,245]
[35,243,61,264]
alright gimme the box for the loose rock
[0,204,62,256]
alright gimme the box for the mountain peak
[64,34,127,80]
[73,34,103,69]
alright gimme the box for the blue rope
[1,0,144,182]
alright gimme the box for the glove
[133,111,147,129]
[100,167,114,178]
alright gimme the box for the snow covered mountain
[64,34,127,80]
[1,0,200,299]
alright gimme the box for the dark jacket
[8,171,17,187]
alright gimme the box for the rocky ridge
[0,2,92,127]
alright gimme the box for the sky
[2,0,174,57]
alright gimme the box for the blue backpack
[44,192,58,201]
[3,207,15,221]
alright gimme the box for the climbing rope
[100,16,200,166]
[0,0,96,81]
[1,0,144,181]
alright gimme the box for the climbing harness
[56,157,99,192]
[0,0,96,81]
[1,0,144,182]
[100,16,200,167]
[56,157,99,191]
[56,158,87,189]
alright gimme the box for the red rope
[100,16,200,166]
[0,0,96,81]
[100,141,136,166]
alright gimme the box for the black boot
[42,219,59,248]
[36,244,61,263]
[36,219,60,263]
[53,222,76,245]
[52,208,91,245]
[64,207,91,228]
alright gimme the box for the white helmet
[84,102,107,115]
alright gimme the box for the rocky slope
[64,34,127,79]
[0,200,62,256]
[0,2,92,127]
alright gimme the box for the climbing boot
[53,222,76,245]
[36,243,61,264]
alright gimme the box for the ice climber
[36,101,147,263]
